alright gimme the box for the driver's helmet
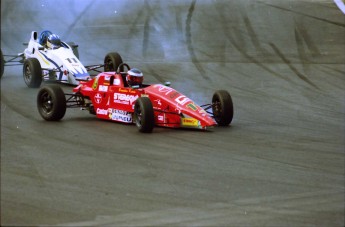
[126,68,143,87]
[47,34,61,49]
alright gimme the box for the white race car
[1,30,107,87]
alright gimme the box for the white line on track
[334,0,345,14]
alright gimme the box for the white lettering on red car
[96,108,108,115]
[114,93,139,105]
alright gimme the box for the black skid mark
[269,43,320,90]
[261,2,345,28]
[185,0,209,80]
[62,1,96,39]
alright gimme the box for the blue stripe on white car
[39,51,64,80]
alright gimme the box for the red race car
[37,52,233,133]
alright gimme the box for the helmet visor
[50,39,61,46]
[127,75,143,85]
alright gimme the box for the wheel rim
[105,57,114,71]
[24,64,32,84]
[39,91,53,114]
[213,99,222,121]
[135,104,143,128]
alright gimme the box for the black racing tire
[1,49,4,78]
[134,97,155,133]
[23,58,42,88]
[37,85,66,121]
[67,42,80,59]
[212,90,233,126]
[104,52,123,72]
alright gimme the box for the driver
[46,34,61,49]
[126,68,143,87]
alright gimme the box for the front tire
[104,52,123,72]
[212,90,233,126]
[134,97,155,133]
[23,58,42,88]
[37,85,66,121]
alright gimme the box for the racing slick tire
[104,52,123,72]
[1,49,4,78]
[23,58,42,88]
[37,85,66,121]
[212,90,233,126]
[134,97,155,133]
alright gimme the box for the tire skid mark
[136,0,162,59]
[62,0,96,39]
[269,43,320,90]
[214,4,296,86]
[294,19,321,58]
[125,5,146,52]
[215,3,322,91]
[185,0,209,80]
[322,65,345,75]
[242,14,270,56]
[294,28,309,65]
[146,66,165,83]
[294,24,319,76]
[294,17,321,75]
[261,2,345,28]
[142,0,151,58]
[1,91,32,120]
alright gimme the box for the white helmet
[126,68,143,87]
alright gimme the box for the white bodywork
[23,31,89,85]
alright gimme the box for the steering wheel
[116,63,131,73]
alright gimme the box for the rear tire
[37,85,66,121]
[134,97,155,133]
[104,52,123,72]
[212,90,233,126]
[23,58,42,88]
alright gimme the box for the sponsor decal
[154,84,192,106]
[119,88,129,92]
[114,93,138,105]
[154,84,174,95]
[169,92,179,99]
[113,78,121,85]
[158,115,164,122]
[92,77,99,90]
[110,109,132,123]
[175,95,191,105]
[99,85,108,92]
[181,118,199,127]
[94,93,102,104]
[118,88,136,93]
[96,108,109,115]
[187,103,198,111]
[154,99,162,106]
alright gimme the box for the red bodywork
[73,72,217,129]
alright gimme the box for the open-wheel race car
[36,52,234,133]
[1,30,104,87]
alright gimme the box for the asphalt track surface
[1,0,345,226]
